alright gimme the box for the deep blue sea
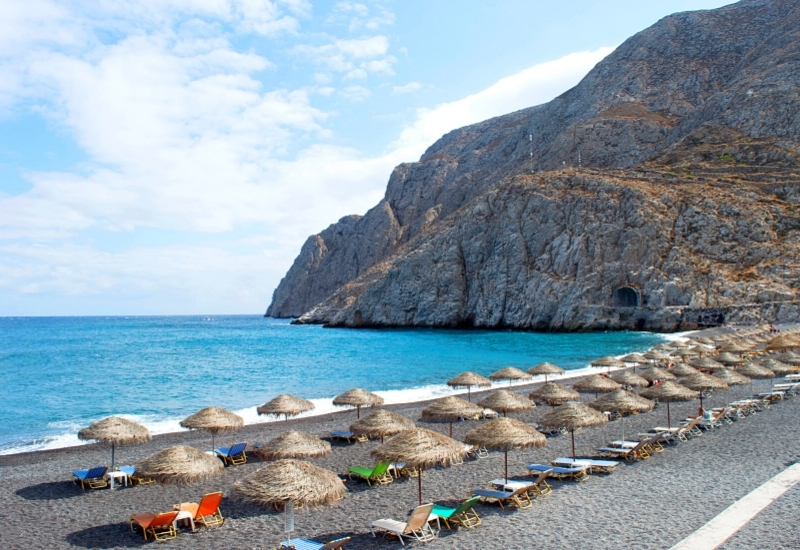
[0,315,668,454]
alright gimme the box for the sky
[0,0,735,316]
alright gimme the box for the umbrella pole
[504,451,509,484]
[111,442,115,470]
[667,402,671,429]
[449,421,453,438]
[468,387,471,402]
[357,405,361,419]
[621,415,625,442]
[571,430,576,459]
[212,432,215,453]
[418,469,423,505]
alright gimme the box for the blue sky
[0,0,734,315]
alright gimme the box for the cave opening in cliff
[612,287,640,308]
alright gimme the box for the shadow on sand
[16,481,86,501]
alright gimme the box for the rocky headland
[267,0,800,331]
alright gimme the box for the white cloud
[339,85,371,102]
[329,1,395,32]
[390,47,616,161]
[0,0,614,314]
[391,81,421,95]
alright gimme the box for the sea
[0,315,672,455]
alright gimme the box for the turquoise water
[0,315,666,454]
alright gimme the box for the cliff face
[268,0,800,331]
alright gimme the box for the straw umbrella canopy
[640,381,698,428]
[688,357,726,371]
[736,363,776,391]
[529,382,580,408]
[774,352,800,366]
[713,368,751,387]
[465,418,546,483]
[714,352,746,366]
[350,410,415,443]
[670,348,698,360]
[136,445,224,505]
[653,344,672,351]
[421,396,483,437]
[610,370,649,388]
[644,350,670,361]
[332,388,384,419]
[677,372,729,410]
[527,362,565,383]
[695,337,716,345]
[591,356,625,371]
[620,353,647,363]
[716,341,754,354]
[371,428,467,505]
[538,403,607,459]
[670,363,700,377]
[257,394,315,423]
[572,375,621,398]
[180,406,244,452]
[589,390,654,440]
[253,431,331,461]
[78,416,151,470]
[489,367,532,385]
[476,390,533,417]
[233,459,346,510]
[759,359,796,376]
[765,334,800,351]
[639,366,676,383]
[447,372,492,401]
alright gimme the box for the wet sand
[2,374,799,549]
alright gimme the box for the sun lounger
[72,466,108,490]
[330,430,368,443]
[465,444,489,459]
[472,484,533,509]
[129,511,179,541]
[431,496,481,529]
[551,457,618,474]
[215,442,247,466]
[281,536,351,550]
[370,503,438,546]
[118,465,155,486]
[597,433,661,461]
[527,463,588,481]
[348,460,393,485]
[175,491,224,528]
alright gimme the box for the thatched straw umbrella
[350,410,415,443]
[332,388,384,419]
[688,357,726,371]
[421,396,483,437]
[477,390,533,417]
[180,406,244,452]
[253,431,331,461]
[774,352,800,366]
[489,367,532,385]
[529,382,580,408]
[639,366,676,383]
[527,362,565,383]
[465,418,546,483]
[447,372,492,401]
[640,381,698,428]
[714,352,746,366]
[573,375,621,398]
[644,350,669,362]
[258,394,315,423]
[764,334,800,351]
[591,356,624,371]
[538,403,607,459]
[670,348,697,360]
[677,372,729,411]
[736,363,776,391]
[620,353,647,365]
[670,363,700,377]
[136,445,224,505]
[714,368,751,387]
[78,416,151,470]
[371,429,467,505]
[610,370,649,388]
[695,337,716,345]
[759,359,795,376]
[717,341,754,354]
[589,390,654,440]
[234,459,346,510]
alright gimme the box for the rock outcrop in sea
[267,0,800,331]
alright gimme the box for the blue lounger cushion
[330,430,354,438]
[472,488,517,499]
[215,442,246,457]
[282,537,350,550]
[73,466,107,480]
[528,464,586,475]
[117,465,136,477]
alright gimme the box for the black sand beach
[2,376,799,550]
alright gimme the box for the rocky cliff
[267,0,800,331]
